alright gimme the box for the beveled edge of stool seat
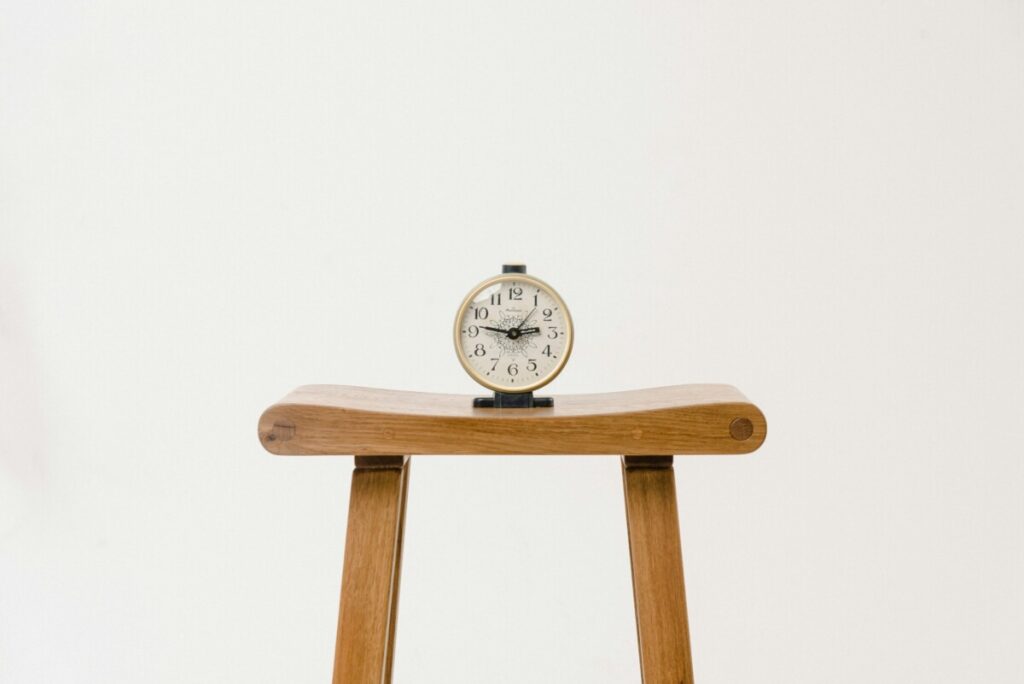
[258,384,767,457]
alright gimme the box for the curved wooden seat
[258,384,767,456]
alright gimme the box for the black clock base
[473,392,553,409]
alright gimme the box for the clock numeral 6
[507,363,519,376]
[473,344,486,356]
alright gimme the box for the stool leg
[622,456,695,684]
[333,456,411,684]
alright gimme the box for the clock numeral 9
[474,307,489,320]
[542,308,553,321]
[467,325,479,337]
[509,286,523,301]
[473,344,486,356]
[507,363,519,376]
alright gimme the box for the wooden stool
[258,384,767,683]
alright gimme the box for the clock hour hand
[479,324,540,339]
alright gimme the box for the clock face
[454,273,573,393]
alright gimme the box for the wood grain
[382,458,409,684]
[622,456,694,684]
[258,384,766,456]
[333,456,410,684]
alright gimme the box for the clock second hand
[515,308,537,333]
[481,309,538,338]
[479,309,539,349]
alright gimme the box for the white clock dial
[454,273,573,393]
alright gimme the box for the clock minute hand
[480,325,509,334]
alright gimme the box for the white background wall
[2,1,1022,682]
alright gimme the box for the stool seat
[259,384,766,456]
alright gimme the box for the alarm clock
[454,264,573,403]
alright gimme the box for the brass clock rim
[453,272,574,394]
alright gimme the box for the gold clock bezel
[453,273,574,394]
